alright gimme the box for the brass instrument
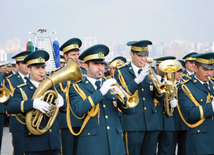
[148,66,166,94]
[26,59,82,135]
[159,59,183,116]
[0,80,11,103]
[102,72,139,108]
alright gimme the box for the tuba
[25,59,82,135]
[159,59,183,116]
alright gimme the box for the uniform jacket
[178,76,214,154]
[5,72,26,132]
[7,79,66,152]
[69,77,133,155]
[114,62,161,131]
[0,72,5,114]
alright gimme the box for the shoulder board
[17,83,27,88]
[6,74,13,79]
[211,77,214,81]
[117,62,129,69]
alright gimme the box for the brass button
[88,132,90,135]
[113,97,115,99]
[103,104,106,108]
[29,133,31,135]
[200,99,203,102]
[129,67,132,70]
[85,81,88,84]
[107,126,110,130]
[143,98,146,101]
[18,75,20,78]
[49,129,52,132]
[105,115,108,119]
[30,86,34,90]
[142,88,144,91]
[197,130,200,133]
[144,107,147,110]
[194,80,197,83]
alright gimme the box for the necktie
[203,83,209,91]
[95,80,101,90]
[24,76,28,83]
[138,69,143,74]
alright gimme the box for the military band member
[114,40,163,155]
[109,56,127,77]
[178,52,214,155]
[172,61,188,155]
[4,50,31,155]
[182,52,198,80]
[58,38,83,155]
[154,56,177,155]
[60,55,66,67]
[69,44,134,155]
[7,50,65,155]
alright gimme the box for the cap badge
[98,52,104,59]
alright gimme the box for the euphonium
[26,59,82,135]
[159,59,183,116]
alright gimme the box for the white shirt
[87,77,102,90]
[131,62,143,77]
[186,69,194,76]
[30,79,41,88]
[195,75,210,90]
[18,72,29,84]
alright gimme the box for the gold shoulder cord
[177,84,209,128]
[5,79,14,96]
[66,83,99,136]
[59,81,70,93]
[13,87,27,125]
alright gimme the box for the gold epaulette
[6,74,13,79]
[181,79,190,84]
[17,83,27,88]
[117,62,129,69]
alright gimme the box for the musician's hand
[100,78,117,95]
[135,64,149,84]
[55,94,64,108]
[170,98,177,108]
[110,85,125,99]
[33,96,50,113]
[164,77,173,86]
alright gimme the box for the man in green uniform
[178,52,214,154]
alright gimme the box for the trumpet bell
[159,60,183,73]
[0,88,10,103]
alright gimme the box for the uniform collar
[30,79,41,88]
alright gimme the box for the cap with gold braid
[79,44,109,63]
[60,38,82,54]
[12,51,32,63]
[192,52,214,69]
[23,50,49,66]
[155,56,176,65]
[60,55,66,63]
[127,40,152,56]
[183,52,198,61]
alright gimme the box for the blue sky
[1,0,214,46]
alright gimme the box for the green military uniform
[114,40,162,155]
[5,51,31,155]
[7,50,65,155]
[69,44,134,155]
[178,52,214,154]
[58,38,82,155]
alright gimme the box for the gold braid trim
[5,79,14,96]
[66,83,99,136]
[177,84,207,128]
[182,74,191,79]
[125,132,129,155]
[118,69,132,95]
[59,81,71,93]
[13,87,28,125]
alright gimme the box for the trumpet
[0,80,11,103]
[101,71,139,108]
